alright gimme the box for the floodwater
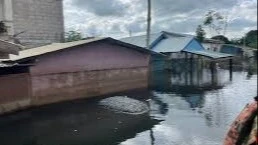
[0,66,257,145]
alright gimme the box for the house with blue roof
[120,31,233,71]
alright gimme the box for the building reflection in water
[150,60,232,128]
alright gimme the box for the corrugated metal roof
[120,33,163,48]
[1,37,164,62]
[184,49,233,59]
[4,37,107,61]
[152,35,193,52]
[120,31,194,53]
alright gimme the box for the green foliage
[230,30,257,49]
[211,35,230,44]
[0,21,7,34]
[65,30,83,42]
[245,30,257,49]
[203,10,226,35]
[195,25,206,42]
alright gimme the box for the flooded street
[0,67,257,145]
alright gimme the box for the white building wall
[202,42,223,52]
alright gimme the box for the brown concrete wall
[31,67,148,106]
[0,73,31,114]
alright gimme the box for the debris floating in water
[99,96,149,115]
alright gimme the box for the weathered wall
[0,73,31,114]
[31,68,148,105]
[30,41,150,105]
[12,0,64,48]
[0,42,151,114]
[30,41,149,75]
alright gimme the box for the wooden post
[190,54,194,85]
[229,59,233,81]
[210,61,216,84]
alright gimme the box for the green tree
[203,10,226,35]
[245,30,257,49]
[230,30,257,49]
[65,30,83,42]
[196,25,206,42]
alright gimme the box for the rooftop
[120,31,194,53]
[1,37,163,62]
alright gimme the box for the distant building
[220,44,244,56]
[120,31,233,71]
[201,38,225,52]
[0,0,64,48]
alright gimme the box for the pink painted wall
[30,41,150,75]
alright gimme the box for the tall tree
[196,25,206,42]
[203,10,227,36]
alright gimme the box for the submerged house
[219,44,245,56]
[201,38,225,52]
[120,31,233,71]
[0,37,160,114]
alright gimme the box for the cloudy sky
[63,0,257,39]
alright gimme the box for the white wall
[202,42,223,52]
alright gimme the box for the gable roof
[1,37,163,62]
[120,31,194,53]
[120,31,234,60]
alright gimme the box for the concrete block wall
[12,0,64,48]
[0,73,31,114]
[31,68,149,106]
[0,67,149,114]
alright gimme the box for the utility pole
[146,0,151,49]
[223,13,229,36]
[129,29,132,37]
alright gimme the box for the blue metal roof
[152,35,193,52]
[120,33,163,48]
[184,49,233,59]
[120,31,233,59]
[120,31,194,53]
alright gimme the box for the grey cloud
[229,18,257,30]
[71,0,130,17]
[64,0,257,39]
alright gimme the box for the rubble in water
[99,96,149,115]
